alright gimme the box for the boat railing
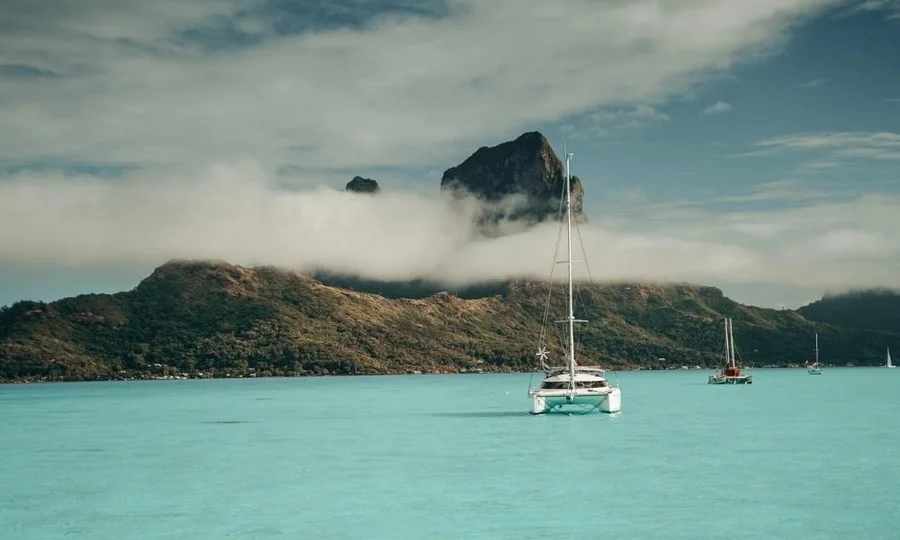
[544,366,607,374]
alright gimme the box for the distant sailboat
[808,332,823,375]
[887,347,895,369]
[708,317,753,384]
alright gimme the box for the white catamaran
[708,317,752,384]
[808,332,823,375]
[528,149,622,415]
[887,347,895,368]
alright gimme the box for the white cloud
[0,0,841,170]
[588,105,671,133]
[799,77,829,88]
[797,160,840,171]
[730,222,788,238]
[716,179,823,202]
[852,0,900,20]
[755,131,900,160]
[1,165,898,299]
[701,101,734,114]
[812,228,891,256]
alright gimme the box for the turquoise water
[2,368,898,539]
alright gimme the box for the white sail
[888,348,894,368]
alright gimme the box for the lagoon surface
[2,368,898,539]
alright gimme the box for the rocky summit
[345,176,380,194]
[440,131,585,228]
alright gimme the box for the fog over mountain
[1,131,898,310]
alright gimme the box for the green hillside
[2,260,897,382]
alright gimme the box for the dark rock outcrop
[346,176,380,194]
[440,131,585,227]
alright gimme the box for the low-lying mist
[1,161,898,301]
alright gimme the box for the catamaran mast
[815,332,819,366]
[565,151,576,386]
[728,318,736,368]
[724,318,732,367]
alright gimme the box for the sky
[1,0,899,309]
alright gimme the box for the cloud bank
[1,164,898,294]
[756,132,900,160]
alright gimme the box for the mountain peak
[440,131,584,229]
[346,176,380,194]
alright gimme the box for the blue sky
[1,0,899,309]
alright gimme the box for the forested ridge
[2,260,897,382]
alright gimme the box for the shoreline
[0,362,870,385]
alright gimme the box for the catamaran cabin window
[540,381,567,389]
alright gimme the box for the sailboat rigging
[708,317,752,384]
[808,332,823,375]
[527,148,622,415]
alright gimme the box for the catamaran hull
[708,374,753,384]
[530,387,621,414]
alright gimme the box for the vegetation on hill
[2,260,897,383]
[797,288,900,333]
